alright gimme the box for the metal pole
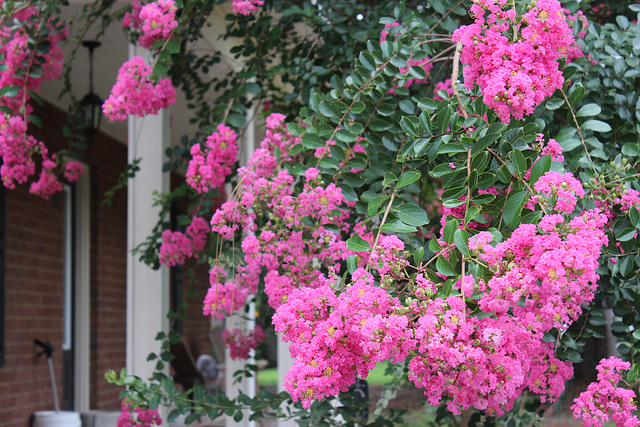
[46,357,60,412]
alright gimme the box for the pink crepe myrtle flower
[64,161,84,183]
[103,56,176,121]
[123,0,178,49]
[232,0,264,16]
[222,326,266,360]
[117,400,161,427]
[186,124,238,193]
[452,0,575,122]
[159,217,209,267]
[532,171,585,213]
[572,357,640,427]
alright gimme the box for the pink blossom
[159,217,209,266]
[265,113,286,130]
[138,0,178,49]
[452,0,575,122]
[103,57,176,121]
[64,161,84,183]
[186,125,238,193]
[572,357,640,427]
[222,326,266,360]
[117,400,161,427]
[232,0,264,15]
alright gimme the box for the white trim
[74,164,91,412]
[126,44,171,381]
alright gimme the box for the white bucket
[33,411,82,427]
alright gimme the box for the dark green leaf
[397,204,429,226]
[529,155,551,185]
[397,170,421,189]
[453,229,469,256]
[381,220,418,234]
[502,190,528,228]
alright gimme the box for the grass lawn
[257,362,392,387]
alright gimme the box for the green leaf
[442,219,459,244]
[576,103,601,117]
[581,120,611,133]
[383,172,397,187]
[226,114,246,128]
[502,190,528,228]
[319,100,340,121]
[414,247,425,265]
[381,220,418,234]
[397,204,429,226]
[545,98,564,110]
[621,143,639,157]
[617,227,637,242]
[513,150,527,176]
[359,51,376,71]
[630,207,640,228]
[400,116,419,137]
[472,134,500,156]
[336,129,358,143]
[301,133,324,149]
[166,38,181,54]
[453,229,470,256]
[347,254,358,274]
[529,155,552,185]
[397,170,421,189]
[0,86,18,97]
[464,205,481,225]
[436,257,456,277]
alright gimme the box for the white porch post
[277,341,297,427]
[224,103,257,427]
[126,45,171,381]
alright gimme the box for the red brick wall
[0,101,128,426]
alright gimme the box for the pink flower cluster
[565,9,589,62]
[0,4,70,198]
[452,0,575,122]
[117,400,161,427]
[123,0,178,49]
[0,114,39,188]
[30,157,63,199]
[103,56,176,121]
[159,217,209,267]
[202,266,249,320]
[572,357,640,427]
[0,114,68,198]
[469,208,608,332]
[221,326,266,360]
[532,171,585,213]
[0,6,66,116]
[614,188,640,212]
[232,0,264,16]
[273,269,414,408]
[409,295,572,415]
[540,135,564,162]
[64,161,84,183]
[207,114,357,312]
[186,124,238,193]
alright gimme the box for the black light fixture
[80,40,103,136]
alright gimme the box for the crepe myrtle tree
[2,0,640,425]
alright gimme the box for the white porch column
[126,45,171,381]
[224,104,257,427]
[277,341,297,427]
